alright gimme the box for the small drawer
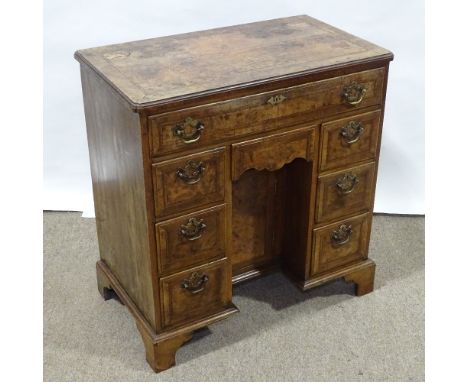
[311,212,371,275]
[315,162,376,223]
[319,110,381,172]
[155,204,226,275]
[150,112,235,157]
[152,147,225,217]
[160,259,231,328]
[231,126,316,181]
[149,68,385,156]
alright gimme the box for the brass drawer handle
[176,160,205,184]
[181,272,209,294]
[336,173,359,194]
[173,117,205,144]
[331,224,353,246]
[180,217,206,241]
[340,121,364,144]
[267,94,287,105]
[342,82,367,105]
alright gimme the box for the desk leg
[344,260,376,296]
[136,323,193,373]
[97,262,193,372]
[96,261,114,301]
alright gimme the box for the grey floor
[44,212,424,382]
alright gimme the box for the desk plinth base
[96,260,239,373]
[291,258,376,296]
[96,259,374,372]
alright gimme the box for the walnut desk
[75,15,393,372]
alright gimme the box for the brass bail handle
[331,224,353,246]
[180,217,207,241]
[173,117,205,144]
[340,121,364,144]
[342,82,367,105]
[181,272,209,294]
[176,160,206,185]
[336,173,359,194]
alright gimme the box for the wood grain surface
[77,15,393,372]
[148,67,384,156]
[319,110,381,172]
[80,65,157,327]
[75,15,392,108]
[152,147,226,217]
[231,126,315,180]
[311,212,372,274]
[155,204,226,275]
[159,258,232,328]
[315,161,376,223]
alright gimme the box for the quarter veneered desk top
[75,15,392,108]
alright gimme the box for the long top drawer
[149,68,385,156]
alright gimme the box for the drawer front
[311,213,371,274]
[274,68,384,128]
[316,162,376,223]
[152,147,225,217]
[149,68,384,156]
[155,204,226,275]
[320,110,381,172]
[231,126,316,181]
[160,259,231,328]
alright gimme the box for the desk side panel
[80,65,156,327]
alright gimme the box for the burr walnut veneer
[75,15,393,372]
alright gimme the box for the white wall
[44,0,424,216]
